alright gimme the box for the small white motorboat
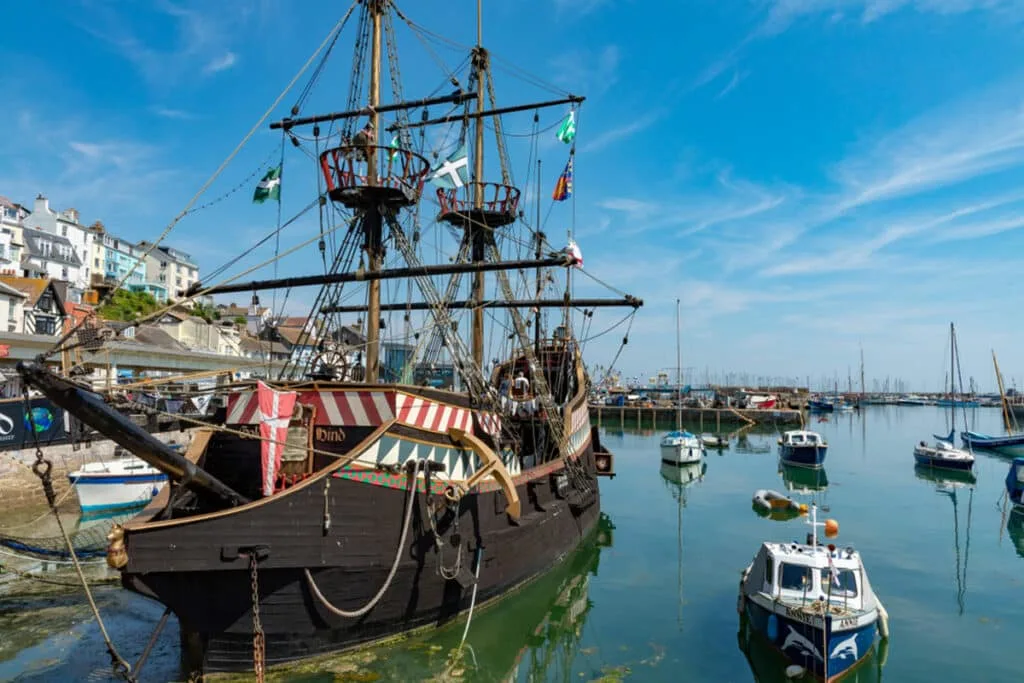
[738,506,890,680]
[68,454,168,514]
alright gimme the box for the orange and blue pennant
[552,154,573,201]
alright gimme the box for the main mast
[364,0,385,383]
[471,0,487,367]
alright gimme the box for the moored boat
[961,430,1024,457]
[751,489,806,521]
[660,299,703,466]
[737,507,889,681]
[914,323,975,474]
[68,452,167,514]
[1006,458,1024,514]
[778,430,828,468]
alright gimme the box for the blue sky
[3,1,1024,391]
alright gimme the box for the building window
[61,267,68,279]
[95,258,100,267]
[61,225,67,237]
[35,316,56,335]
[38,292,53,312]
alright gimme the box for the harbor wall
[588,405,802,430]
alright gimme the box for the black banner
[0,398,69,451]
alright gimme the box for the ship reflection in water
[308,512,617,681]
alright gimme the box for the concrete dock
[589,404,802,430]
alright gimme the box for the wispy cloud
[760,0,1023,36]
[79,1,251,87]
[548,45,620,98]
[202,51,238,75]
[553,0,610,17]
[580,111,660,153]
[151,106,198,120]
[714,70,748,100]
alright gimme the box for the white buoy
[785,664,806,679]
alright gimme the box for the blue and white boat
[738,506,890,681]
[961,430,1024,457]
[778,430,828,468]
[1006,458,1024,514]
[68,455,168,514]
[914,323,975,474]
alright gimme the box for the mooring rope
[303,458,424,618]
[23,391,136,682]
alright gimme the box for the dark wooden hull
[121,439,601,673]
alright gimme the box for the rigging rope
[304,458,424,618]
[42,3,360,362]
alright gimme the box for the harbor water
[2,405,1022,681]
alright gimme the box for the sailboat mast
[859,346,866,403]
[471,0,487,366]
[364,0,384,382]
[993,350,1013,432]
[676,298,682,432]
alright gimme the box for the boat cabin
[781,430,825,447]
[743,542,867,610]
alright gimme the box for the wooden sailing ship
[17,0,639,675]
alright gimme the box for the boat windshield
[779,563,814,591]
[824,568,859,598]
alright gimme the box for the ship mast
[364,0,385,383]
[471,0,487,366]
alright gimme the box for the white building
[23,195,94,295]
[0,196,28,268]
[0,281,26,333]
[136,242,199,301]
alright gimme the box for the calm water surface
[2,406,1022,681]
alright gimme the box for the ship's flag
[256,380,297,496]
[429,143,470,189]
[566,239,583,268]
[388,135,400,161]
[556,110,576,144]
[552,154,573,201]
[253,166,282,204]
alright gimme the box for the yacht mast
[675,298,682,433]
[364,0,385,382]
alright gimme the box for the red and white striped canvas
[257,381,297,497]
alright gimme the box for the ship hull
[121,427,601,673]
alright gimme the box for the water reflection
[738,610,888,683]
[913,464,974,615]
[659,462,704,633]
[779,463,829,493]
[1006,510,1024,560]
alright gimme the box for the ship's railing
[437,182,521,218]
[319,145,431,203]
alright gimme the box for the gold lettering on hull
[314,426,347,443]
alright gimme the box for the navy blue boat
[778,430,828,468]
[1007,458,1024,513]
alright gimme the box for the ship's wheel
[312,344,353,381]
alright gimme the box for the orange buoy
[824,519,839,538]
[799,503,809,514]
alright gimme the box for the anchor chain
[427,495,463,581]
[249,552,267,682]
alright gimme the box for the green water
[3,406,1023,681]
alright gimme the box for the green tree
[97,289,161,322]
[233,315,247,326]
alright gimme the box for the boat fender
[767,613,778,640]
[785,665,806,679]
[877,600,890,640]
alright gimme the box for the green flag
[388,135,400,161]
[555,111,576,144]
[253,166,282,204]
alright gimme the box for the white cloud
[203,51,238,75]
